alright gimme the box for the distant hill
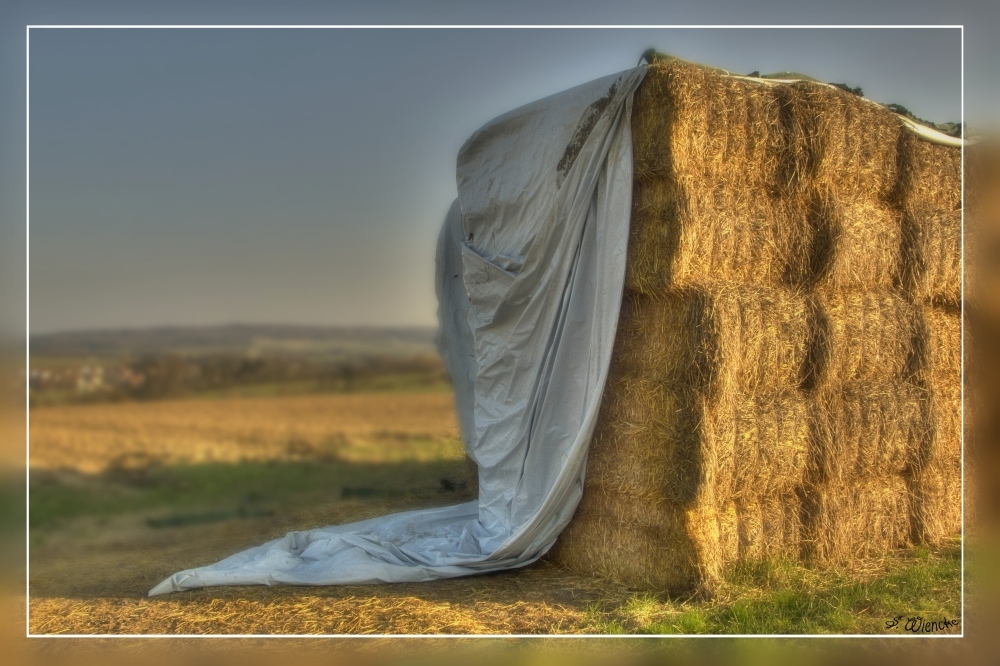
[31,324,439,359]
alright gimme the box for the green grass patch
[191,375,453,400]
[30,373,454,407]
[583,542,962,635]
[29,456,471,532]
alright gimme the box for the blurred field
[27,389,962,635]
[29,391,461,474]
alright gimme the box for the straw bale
[549,514,700,592]
[570,483,798,573]
[908,457,962,545]
[624,176,808,293]
[924,376,962,471]
[584,376,809,506]
[907,305,962,469]
[762,493,804,557]
[610,291,710,389]
[564,482,733,588]
[572,481,688,529]
[800,476,912,563]
[787,188,905,291]
[806,382,931,484]
[553,486,803,590]
[894,131,963,213]
[716,500,740,566]
[632,60,906,199]
[781,81,903,199]
[625,184,908,297]
[731,493,803,563]
[555,57,966,590]
[900,207,963,305]
[894,134,962,305]
[611,287,810,394]
[921,305,962,389]
[692,493,803,582]
[581,377,697,501]
[704,390,810,504]
[631,60,786,187]
[808,291,921,386]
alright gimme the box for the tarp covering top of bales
[151,54,964,595]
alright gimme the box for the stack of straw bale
[549,58,964,591]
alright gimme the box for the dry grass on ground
[28,474,617,635]
[26,391,963,635]
[28,502,961,635]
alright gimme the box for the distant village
[29,363,145,394]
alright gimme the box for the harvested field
[26,389,962,634]
[29,392,462,474]
[24,53,968,634]
[29,511,609,635]
[28,527,962,636]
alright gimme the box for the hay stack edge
[544,57,966,592]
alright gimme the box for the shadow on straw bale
[805,382,931,485]
[799,476,912,563]
[611,287,811,395]
[900,207,963,306]
[788,188,904,291]
[808,291,921,386]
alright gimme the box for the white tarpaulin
[149,66,646,596]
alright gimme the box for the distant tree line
[29,352,449,406]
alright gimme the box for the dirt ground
[29,515,625,635]
[27,391,632,635]
[31,507,629,634]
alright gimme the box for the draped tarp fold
[149,66,646,596]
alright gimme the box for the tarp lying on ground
[148,66,646,595]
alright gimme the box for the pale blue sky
[0,2,994,335]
